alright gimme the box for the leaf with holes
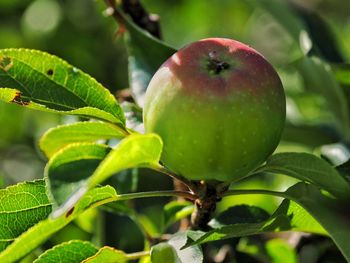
[0,49,125,126]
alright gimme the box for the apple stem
[190,181,229,230]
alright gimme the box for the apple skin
[143,38,285,182]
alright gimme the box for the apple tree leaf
[51,133,162,217]
[151,232,203,263]
[34,240,98,263]
[0,180,52,252]
[45,143,111,206]
[0,49,125,126]
[257,152,350,198]
[296,56,350,139]
[0,185,116,263]
[83,246,129,263]
[112,6,176,106]
[186,183,350,262]
[40,121,128,158]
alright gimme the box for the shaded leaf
[0,185,116,263]
[113,7,176,106]
[0,180,51,252]
[34,240,98,263]
[40,121,127,158]
[52,133,162,217]
[0,49,125,125]
[259,152,350,198]
[83,246,129,263]
[290,2,344,62]
[151,232,203,263]
[163,200,194,231]
[185,199,326,247]
[186,183,350,261]
[296,56,350,139]
[45,143,111,206]
[210,205,270,227]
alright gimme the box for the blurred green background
[1,0,349,262]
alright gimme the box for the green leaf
[285,183,350,261]
[34,240,98,263]
[151,243,179,263]
[113,7,176,106]
[186,183,350,261]
[296,56,350,139]
[83,246,128,263]
[51,133,162,217]
[211,205,270,227]
[40,121,128,158]
[88,133,162,187]
[0,185,116,263]
[0,180,52,252]
[290,3,344,62]
[252,0,305,45]
[185,199,326,247]
[163,200,194,231]
[265,239,297,263]
[258,152,350,198]
[151,232,203,263]
[0,49,125,125]
[45,143,111,206]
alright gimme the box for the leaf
[151,232,203,263]
[83,246,128,263]
[40,121,127,158]
[185,199,326,247]
[45,143,111,206]
[51,133,162,217]
[290,3,344,62]
[210,205,270,227]
[265,239,297,263]
[285,183,350,261]
[113,7,176,106]
[34,240,98,263]
[258,152,350,198]
[251,0,305,45]
[87,133,162,187]
[296,56,350,139]
[0,49,125,126]
[151,243,179,263]
[0,180,52,252]
[163,201,194,231]
[186,183,350,261]
[0,185,116,263]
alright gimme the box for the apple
[143,38,285,182]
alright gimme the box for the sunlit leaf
[258,152,350,198]
[34,240,98,263]
[0,185,116,263]
[40,121,127,158]
[0,49,125,125]
[0,180,51,252]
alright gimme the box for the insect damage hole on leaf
[11,91,30,106]
[46,69,54,76]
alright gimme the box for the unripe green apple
[143,38,285,182]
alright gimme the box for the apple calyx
[206,51,230,75]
